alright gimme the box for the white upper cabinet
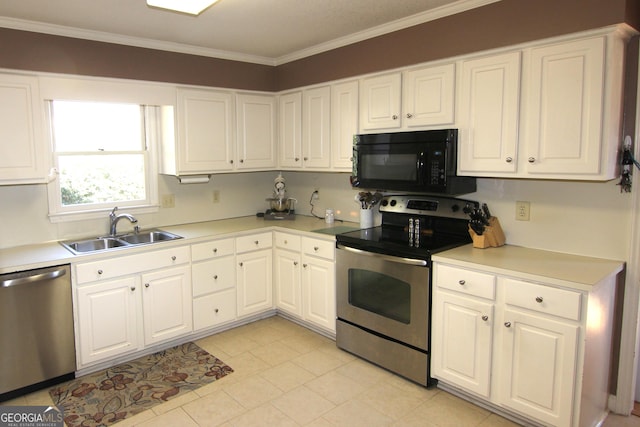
[235,93,277,170]
[302,86,331,169]
[172,88,235,174]
[359,63,455,132]
[0,73,49,185]
[457,51,522,175]
[331,80,359,171]
[359,73,402,131]
[278,91,302,168]
[521,36,607,177]
[403,63,455,128]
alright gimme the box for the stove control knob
[381,199,388,207]
[390,199,397,207]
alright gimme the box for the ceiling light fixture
[146,0,219,15]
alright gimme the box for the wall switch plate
[516,201,530,221]
[161,194,175,208]
[212,190,220,203]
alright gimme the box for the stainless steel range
[335,195,477,386]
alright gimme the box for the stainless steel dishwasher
[0,264,76,400]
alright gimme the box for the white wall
[0,171,633,262]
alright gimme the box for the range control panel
[379,195,477,220]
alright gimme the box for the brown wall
[0,0,637,92]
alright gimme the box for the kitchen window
[47,100,159,221]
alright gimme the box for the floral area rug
[49,342,233,427]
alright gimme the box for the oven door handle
[336,244,428,267]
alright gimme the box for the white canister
[360,209,373,228]
[325,209,335,224]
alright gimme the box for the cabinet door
[176,88,234,173]
[142,266,192,346]
[431,292,494,398]
[76,277,140,365]
[403,63,455,127]
[236,93,277,170]
[301,255,336,332]
[236,249,273,317]
[331,80,358,170]
[499,309,579,427]
[359,73,402,131]
[278,92,302,168]
[274,249,302,317]
[302,86,331,169]
[0,74,48,184]
[522,37,605,176]
[458,52,521,175]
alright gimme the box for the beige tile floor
[3,315,639,427]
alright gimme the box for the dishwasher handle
[1,268,67,288]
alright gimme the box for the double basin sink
[61,229,182,255]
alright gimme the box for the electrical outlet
[161,194,175,208]
[515,201,530,221]
[212,190,220,203]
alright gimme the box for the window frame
[46,102,159,223]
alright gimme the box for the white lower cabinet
[191,238,237,330]
[74,246,191,368]
[236,232,273,317]
[274,232,336,333]
[432,261,615,427]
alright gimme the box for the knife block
[469,216,506,249]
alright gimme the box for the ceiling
[0,0,499,65]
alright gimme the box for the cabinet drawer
[504,278,582,321]
[192,257,235,296]
[274,232,301,251]
[76,246,190,284]
[302,237,335,260]
[236,232,272,253]
[192,238,234,262]
[435,264,496,300]
[193,288,237,330]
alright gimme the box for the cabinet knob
[171,255,177,261]
[130,286,136,291]
[239,262,243,267]
[294,157,299,162]
[230,160,234,164]
[213,275,218,280]
[293,261,298,266]
[215,308,219,313]
[528,157,536,163]
[504,322,512,328]
[535,296,544,303]
[303,263,308,268]
[406,113,413,118]
[97,269,103,275]
[392,114,398,120]
[304,157,308,161]
[145,283,150,288]
[458,279,465,285]
[254,240,259,245]
[482,315,489,321]
[314,246,319,251]
[505,157,513,163]
[213,248,218,253]
[240,159,244,163]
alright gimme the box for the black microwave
[350,129,476,194]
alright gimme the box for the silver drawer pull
[504,322,512,328]
[314,246,319,251]
[535,296,544,303]
[239,262,243,267]
[458,280,465,285]
[145,283,150,288]
[97,269,103,275]
[171,256,176,261]
[213,275,218,280]
[482,315,488,321]
[254,240,259,245]
[213,248,218,253]
[215,308,219,313]
[293,261,298,266]
[506,157,513,163]
[130,286,136,291]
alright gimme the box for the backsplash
[0,171,631,261]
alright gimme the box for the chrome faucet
[109,207,138,236]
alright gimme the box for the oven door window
[348,269,410,324]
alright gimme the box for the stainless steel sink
[60,229,182,254]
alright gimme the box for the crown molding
[0,0,501,67]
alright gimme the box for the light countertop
[432,244,625,291]
[0,215,358,274]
